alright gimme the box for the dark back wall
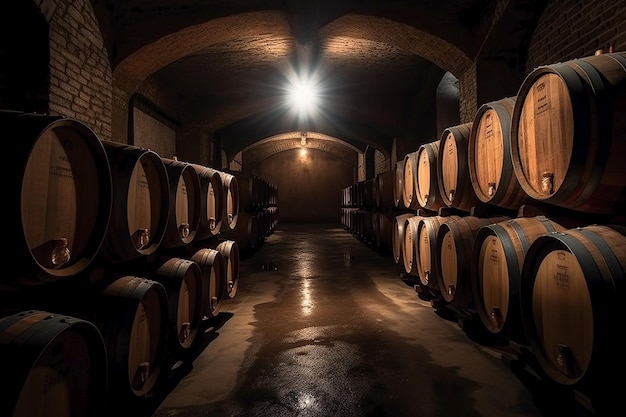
[255,148,354,223]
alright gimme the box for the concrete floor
[136,223,598,417]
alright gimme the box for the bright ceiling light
[287,75,319,116]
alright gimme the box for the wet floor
[145,223,597,417]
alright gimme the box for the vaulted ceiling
[93,0,545,166]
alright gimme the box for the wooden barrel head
[477,235,510,333]
[191,165,224,242]
[515,72,573,199]
[190,248,224,318]
[511,52,626,215]
[532,250,593,382]
[402,152,417,209]
[155,258,203,351]
[393,161,405,209]
[392,214,412,265]
[440,131,459,206]
[438,229,458,302]
[416,141,442,211]
[220,172,239,231]
[472,108,506,203]
[99,276,168,399]
[161,159,201,249]
[521,224,626,387]
[0,310,108,417]
[12,115,112,284]
[402,216,419,274]
[213,240,240,299]
[102,143,169,262]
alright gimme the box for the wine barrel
[415,214,460,294]
[520,224,626,392]
[220,210,261,254]
[0,310,108,417]
[402,151,420,210]
[374,169,396,210]
[436,215,509,308]
[393,160,406,209]
[100,141,169,264]
[372,210,393,254]
[471,216,566,342]
[95,276,168,401]
[469,97,533,209]
[159,157,201,249]
[392,213,414,265]
[437,123,481,211]
[341,186,352,207]
[209,240,240,300]
[510,52,626,216]
[218,171,240,231]
[153,257,203,354]
[233,171,263,212]
[416,140,445,212]
[190,164,224,242]
[402,215,423,276]
[402,151,420,209]
[189,248,225,319]
[0,111,112,287]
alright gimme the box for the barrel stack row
[0,110,277,417]
[341,168,414,255]
[221,170,279,256]
[349,51,626,414]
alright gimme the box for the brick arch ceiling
[113,11,470,155]
[115,12,469,80]
[242,131,362,169]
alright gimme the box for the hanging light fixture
[300,131,307,146]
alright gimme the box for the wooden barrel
[402,215,425,276]
[520,224,626,392]
[436,215,509,308]
[233,171,263,212]
[356,209,375,244]
[218,171,240,231]
[0,310,108,417]
[189,164,224,242]
[437,123,481,211]
[341,186,352,207]
[374,169,395,210]
[392,213,414,265]
[100,141,169,264]
[153,257,203,353]
[159,158,201,250]
[393,160,406,209]
[469,97,533,209]
[471,216,566,342]
[220,210,261,254]
[510,52,626,216]
[402,151,420,209]
[416,140,445,212]
[209,240,240,300]
[0,111,112,287]
[415,214,460,294]
[95,276,168,401]
[189,248,225,319]
[372,210,393,254]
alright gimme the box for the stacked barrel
[0,110,278,416]
[345,51,626,412]
[220,171,279,256]
[341,166,415,255]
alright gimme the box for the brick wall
[43,0,113,141]
[374,149,391,176]
[526,0,625,71]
